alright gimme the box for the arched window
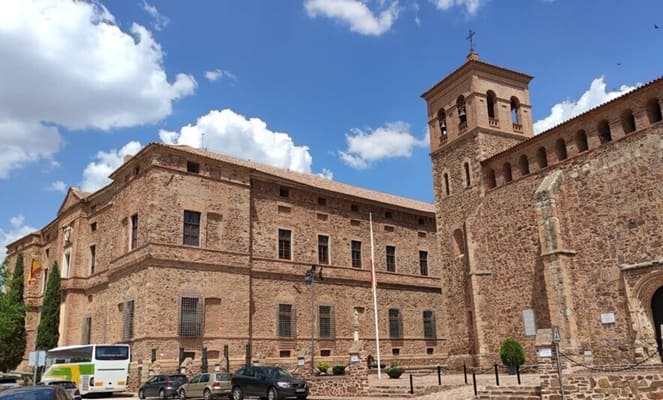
[443,173,450,196]
[621,110,636,134]
[503,162,512,183]
[536,147,548,169]
[555,138,567,161]
[647,98,662,124]
[452,229,465,257]
[486,168,496,189]
[437,109,447,138]
[463,162,471,187]
[486,90,497,119]
[457,95,467,129]
[598,120,612,143]
[575,130,588,152]
[510,97,521,125]
[519,155,530,176]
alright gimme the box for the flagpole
[369,213,382,379]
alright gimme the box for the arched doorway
[651,286,663,359]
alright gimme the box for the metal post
[516,364,521,385]
[463,364,468,384]
[553,326,566,400]
[437,365,441,385]
[32,366,37,387]
[494,363,499,386]
[310,274,315,374]
[224,345,229,373]
[409,374,414,394]
[472,369,477,395]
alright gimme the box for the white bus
[42,344,130,395]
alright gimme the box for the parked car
[44,381,81,400]
[138,374,188,399]
[0,376,20,390]
[0,385,71,400]
[178,373,231,400]
[230,367,308,400]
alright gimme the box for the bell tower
[422,52,534,365]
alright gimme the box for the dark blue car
[230,367,308,400]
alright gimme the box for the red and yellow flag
[28,259,42,282]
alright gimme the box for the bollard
[437,365,441,385]
[409,374,414,394]
[516,363,521,385]
[472,369,477,396]
[464,363,468,384]
[494,363,499,386]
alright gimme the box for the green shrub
[316,361,330,373]
[332,365,346,375]
[499,338,525,367]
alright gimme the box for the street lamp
[304,265,323,374]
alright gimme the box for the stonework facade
[6,53,663,376]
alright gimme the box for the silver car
[178,373,231,400]
[45,380,81,400]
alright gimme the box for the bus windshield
[95,346,129,360]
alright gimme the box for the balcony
[512,123,523,133]
[489,118,499,128]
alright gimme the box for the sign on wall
[523,309,536,336]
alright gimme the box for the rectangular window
[385,211,393,219]
[423,310,436,339]
[319,305,334,338]
[419,251,428,276]
[90,222,97,232]
[89,245,96,275]
[278,303,294,338]
[278,229,292,260]
[389,308,402,338]
[122,300,135,341]
[62,249,71,278]
[279,186,289,197]
[81,316,92,345]
[317,197,326,206]
[183,210,201,246]
[351,241,362,268]
[386,246,396,272]
[351,204,359,212]
[179,297,202,337]
[130,214,138,250]
[187,161,200,173]
[318,235,329,265]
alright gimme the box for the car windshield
[265,368,292,378]
[49,382,76,389]
[0,388,55,400]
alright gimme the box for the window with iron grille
[319,305,334,338]
[122,300,135,341]
[130,214,138,250]
[318,235,329,265]
[183,211,201,246]
[278,229,292,260]
[179,297,202,337]
[81,316,92,345]
[386,246,396,272]
[278,303,294,338]
[419,251,428,276]
[351,240,361,268]
[388,308,402,338]
[423,310,436,339]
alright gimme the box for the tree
[0,255,27,372]
[36,261,61,351]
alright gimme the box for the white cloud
[430,0,484,15]
[339,121,427,169]
[534,77,639,133]
[204,69,237,82]
[0,0,195,177]
[80,141,144,192]
[1,215,36,252]
[316,169,334,180]
[159,109,317,173]
[141,0,170,31]
[47,180,67,193]
[304,0,400,36]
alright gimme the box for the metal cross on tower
[466,29,476,53]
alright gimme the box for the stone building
[6,53,663,370]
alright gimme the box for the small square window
[351,204,359,212]
[279,186,289,197]
[320,349,331,357]
[392,348,400,356]
[318,197,327,206]
[187,161,200,173]
[279,350,291,358]
[418,217,425,225]
[385,211,393,219]
[90,222,97,232]
[426,348,434,355]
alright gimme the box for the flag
[29,259,42,282]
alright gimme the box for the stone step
[477,385,541,400]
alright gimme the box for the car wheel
[138,389,145,400]
[204,389,212,400]
[231,386,244,400]
[179,390,186,400]
[159,389,166,400]
[267,387,278,400]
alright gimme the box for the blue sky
[1,0,662,250]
